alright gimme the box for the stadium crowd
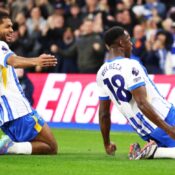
[2,0,175,74]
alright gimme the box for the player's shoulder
[122,58,142,68]
[123,58,140,64]
[0,40,8,46]
[96,62,107,80]
[119,59,144,77]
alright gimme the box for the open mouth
[6,34,13,41]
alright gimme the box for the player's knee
[50,140,58,155]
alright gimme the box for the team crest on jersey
[1,46,8,54]
[132,67,139,76]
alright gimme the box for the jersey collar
[106,56,124,62]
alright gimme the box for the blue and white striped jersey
[0,41,32,126]
[96,56,171,137]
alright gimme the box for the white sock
[154,147,175,159]
[7,142,32,155]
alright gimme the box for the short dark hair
[104,26,125,47]
[0,9,9,23]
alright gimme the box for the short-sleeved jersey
[0,41,32,126]
[96,57,171,137]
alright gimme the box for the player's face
[0,18,13,42]
[123,31,132,58]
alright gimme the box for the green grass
[0,129,174,175]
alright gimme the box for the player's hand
[105,142,117,155]
[93,43,100,51]
[37,54,57,67]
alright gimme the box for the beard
[5,33,14,43]
[0,32,14,43]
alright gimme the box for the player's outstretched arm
[7,54,57,68]
[99,100,117,155]
[131,86,175,140]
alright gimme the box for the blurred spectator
[36,0,54,19]
[121,9,138,36]
[15,68,34,106]
[133,0,166,20]
[24,0,36,18]
[165,23,175,74]
[132,24,146,63]
[115,0,125,11]
[9,0,26,21]
[0,2,5,9]
[66,4,83,31]
[98,0,110,14]
[144,0,166,18]
[26,6,46,36]
[170,21,175,54]
[39,14,65,72]
[15,12,26,26]
[2,0,175,74]
[26,6,46,58]
[144,18,158,41]
[162,18,173,32]
[58,18,105,73]
[112,1,139,36]
[82,0,99,18]
[144,30,173,74]
[161,0,175,11]
[61,28,78,73]
[54,0,66,16]
[168,7,175,21]
[93,12,104,33]
[9,23,35,57]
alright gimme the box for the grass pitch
[0,129,174,175]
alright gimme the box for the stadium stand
[2,0,175,74]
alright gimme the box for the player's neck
[109,49,125,59]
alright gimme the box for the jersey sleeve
[96,73,110,100]
[0,41,14,67]
[125,60,145,91]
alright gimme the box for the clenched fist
[105,142,117,155]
